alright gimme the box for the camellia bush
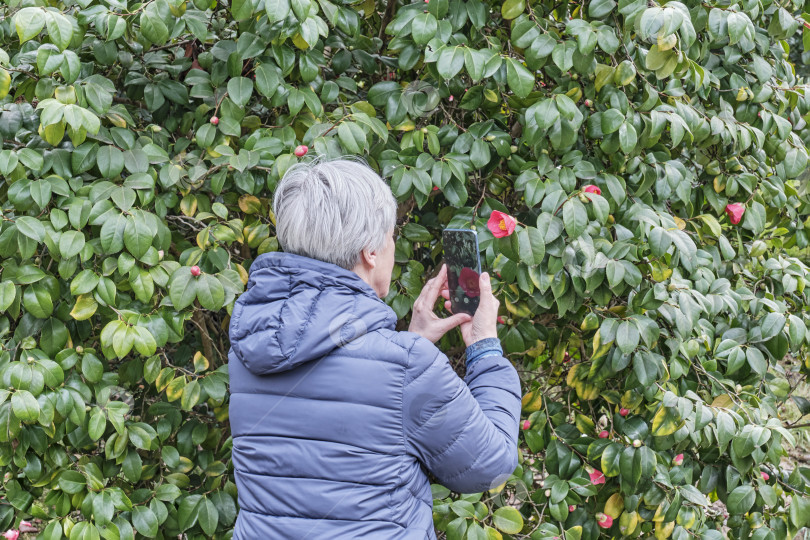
[4,0,810,537]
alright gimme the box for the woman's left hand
[408,264,472,343]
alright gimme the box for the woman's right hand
[444,271,500,347]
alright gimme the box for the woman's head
[272,156,398,297]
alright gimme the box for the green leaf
[227,77,254,108]
[59,230,85,259]
[88,408,106,441]
[616,320,639,353]
[492,506,524,534]
[601,109,624,134]
[255,64,280,99]
[562,198,588,238]
[618,122,637,153]
[139,10,169,45]
[46,12,74,51]
[506,58,534,98]
[534,99,559,131]
[14,7,46,43]
[11,390,40,422]
[727,485,755,515]
[132,506,159,538]
[337,122,366,154]
[124,216,152,258]
[412,13,438,45]
[759,312,786,341]
[231,0,254,20]
[518,226,545,265]
[437,47,465,80]
[196,274,225,311]
[169,268,197,310]
[198,497,219,536]
[0,281,16,312]
[501,0,525,19]
[128,422,157,450]
[15,216,45,242]
[291,0,311,20]
[58,470,86,494]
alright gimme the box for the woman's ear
[360,247,378,269]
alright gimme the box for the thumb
[479,271,492,295]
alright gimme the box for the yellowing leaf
[70,294,98,321]
[180,195,197,217]
[604,493,625,518]
[521,390,543,412]
[711,394,734,408]
[575,413,595,434]
[0,68,10,100]
[651,406,682,436]
[165,376,186,402]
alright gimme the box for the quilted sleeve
[402,335,522,494]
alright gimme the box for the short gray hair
[272,156,398,270]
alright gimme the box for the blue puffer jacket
[228,252,522,539]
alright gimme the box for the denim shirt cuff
[465,338,503,370]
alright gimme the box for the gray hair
[272,156,398,270]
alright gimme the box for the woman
[228,157,521,539]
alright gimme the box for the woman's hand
[409,264,472,343]
[455,271,499,347]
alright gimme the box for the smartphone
[442,228,482,316]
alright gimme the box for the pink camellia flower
[589,469,605,485]
[487,210,517,238]
[725,203,745,224]
[522,420,531,430]
[673,454,684,466]
[458,267,480,298]
[568,505,576,512]
[497,316,506,324]
[761,471,770,481]
[3,531,19,540]
[582,184,601,195]
[596,513,613,528]
[619,408,629,417]
[294,145,308,157]
[598,430,609,439]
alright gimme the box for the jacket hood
[229,251,398,375]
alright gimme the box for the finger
[440,287,450,300]
[479,272,493,295]
[421,266,445,305]
[444,300,452,312]
[438,312,472,332]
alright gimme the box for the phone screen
[442,229,482,316]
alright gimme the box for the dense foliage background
[3,0,810,537]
